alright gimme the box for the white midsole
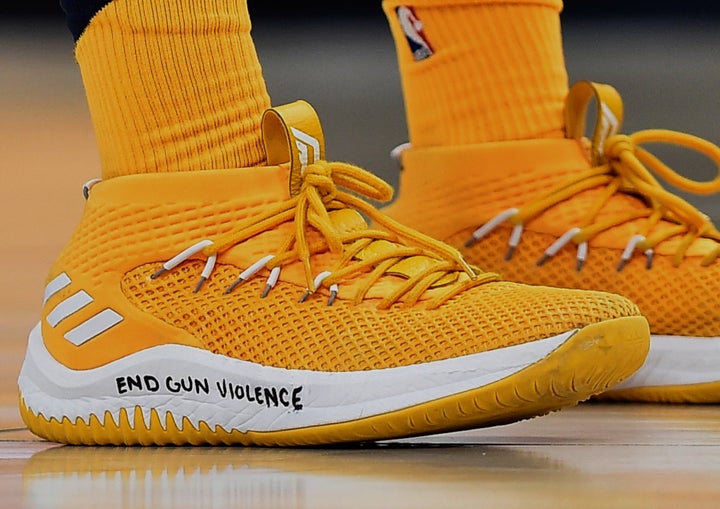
[611,334,720,390]
[18,323,574,433]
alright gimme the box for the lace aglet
[299,290,311,303]
[327,284,338,306]
[645,250,654,270]
[150,267,167,280]
[536,254,550,267]
[261,266,281,299]
[466,209,519,251]
[504,224,524,261]
[504,246,516,261]
[224,278,245,295]
[618,234,644,273]
[194,276,207,293]
[576,242,588,273]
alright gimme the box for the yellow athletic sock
[75,0,271,179]
[383,0,568,148]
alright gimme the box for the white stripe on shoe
[46,291,94,327]
[64,309,124,346]
[43,273,72,305]
[43,274,124,346]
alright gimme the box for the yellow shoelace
[470,129,720,270]
[154,161,494,309]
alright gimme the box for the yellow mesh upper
[42,165,640,371]
[386,82,720,339]
[121,261,638,371]
[388,143,720,338]
[447,226,717,338]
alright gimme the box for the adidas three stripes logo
[43,272,123,346]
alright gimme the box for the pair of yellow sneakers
[18,82,720,446]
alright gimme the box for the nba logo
[396,6,434,61]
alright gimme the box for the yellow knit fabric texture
[45,169,640,372]
[122,260,639,371]
[450,225,719,338]
[384,0,568,147]
[75,0,271,178]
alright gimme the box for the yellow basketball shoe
[19,101,649,446]
[386,81,720,403]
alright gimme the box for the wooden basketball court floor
[2,16,720,509]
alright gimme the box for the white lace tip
[150,267,167,280]
[261,266,281,298]
[327,284,339,306]
[576,242,588,271]
[299,290,311,303]
[224,278,245,295]
[390,142,411,168]
[504,246,516,261]
[194,277,207,293]
[159,239,214,274]
[82,178,103,200]
[618,234,646,272]
[505,224,524,261]
[541,227,582,266]
[201,254,217,280]
[467,211,512,248]
[645,250,654,270]
[238,255,275,282]
[537,254,550,267]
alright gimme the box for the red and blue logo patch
[396,6,434,61]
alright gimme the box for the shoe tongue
[328,208,368,234]
[262,100,326,197]
[327,208,458,287]
[261,101,458,288]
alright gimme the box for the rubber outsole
[597,380,720,404]
[19,315,649,446]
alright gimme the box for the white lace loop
[465,208,519,247]
[150,160,497,308]
[82,178,103,200]
[299,271,339,306]
[152,240,214,280]
[617,234,653,272]
[224,255,275,295]
[537,227,582,267]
